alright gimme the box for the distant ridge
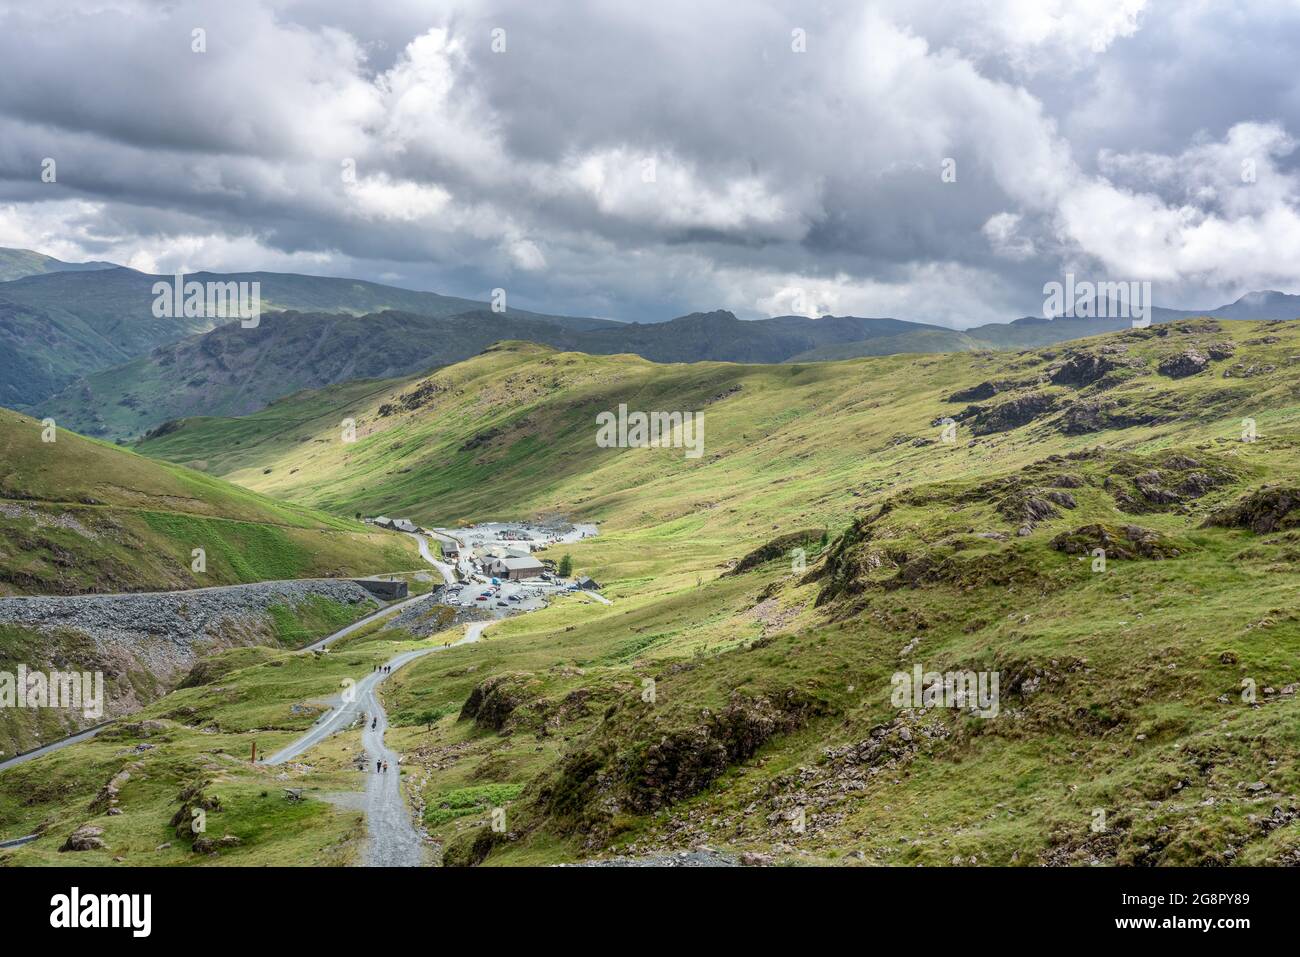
[0,245,117,281]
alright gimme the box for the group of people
[373,664,392,674]
[359,711,390,773]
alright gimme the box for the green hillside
[0,258,609,412]
[10,318,1300,867]
[0,407,420,595]
[37,309,596,441]
[786,327,982,360]
[0,246,115,282]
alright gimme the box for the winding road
[2,529,601,863]
[0,576,442,773]
[404,531,456,585]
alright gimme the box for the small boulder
[59,824,106,852]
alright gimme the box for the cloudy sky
[2,0,1299,326]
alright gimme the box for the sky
[2,0,1300,327]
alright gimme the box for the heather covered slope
[10,319,1300,866]
[0,407,420,596]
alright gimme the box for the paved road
[303,590,436,652]
[404,532,455,585]
[0,546,454,771]
[0,721,114,773]
[263,619,490,866]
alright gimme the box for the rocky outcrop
[170,779,222,842]
[87,765,136,814]
[1102,453,1237,514]
[1059,397,1168,434]
[723,528,826,576]
[962,391,1058,435]
[626,691,824,812]
[1203,486,1300,534]
[995,487,1076,527]
[1157,349,1209,378]
[1050,351,1123,388]
[1223,361,1276,378]
[459,672,537,732]
[1051,523,1181,560]
[944,379,1018,403]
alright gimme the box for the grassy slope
[0,406,421,595]
[0,631,447,865]
[786,327,983,360]
[0,262,607,420]
[15,319,1300,866]
[0,247,114,282]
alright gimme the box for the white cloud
[983,212,1036,260]
[2,0,1300,323]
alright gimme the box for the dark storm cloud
[1,0,1299,324]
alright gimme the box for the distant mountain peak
[0,245,119,282]
[671,309,739,323]
[1232,289,1291,306]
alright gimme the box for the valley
[2,317,1299,867]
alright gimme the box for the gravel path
[269,530,484,866]
[263,620,490,866]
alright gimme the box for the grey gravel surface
[265,619,492,866]
[0,578,378,670]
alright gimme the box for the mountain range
[4,246,1300,440]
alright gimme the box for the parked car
[476,595,488,601]
[508,595,521,602]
